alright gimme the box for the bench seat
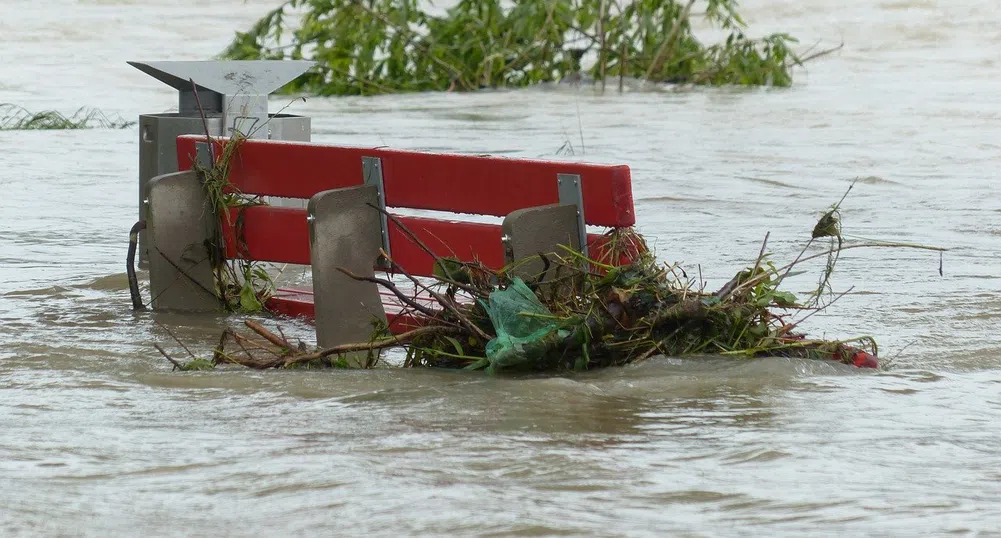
[267,285,468,333]
[163,134,637,347]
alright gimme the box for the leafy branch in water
[194,135,277,314]
[186,88,308,315]
[222,0,836,95]
[0,104,134,130]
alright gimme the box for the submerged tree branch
[222,0,826,95]
[283,326,464,366]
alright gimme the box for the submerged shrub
[222,0,814,96]
[0,104,133,130]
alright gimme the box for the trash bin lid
[128,60,314,96]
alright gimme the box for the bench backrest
[175,135,635,276]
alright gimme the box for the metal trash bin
[131,60,314,265]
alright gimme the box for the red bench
[151,135,635,350]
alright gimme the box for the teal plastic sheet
[482,278,561,372]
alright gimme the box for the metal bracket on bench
[362,156,391,262]
[557,173,588,257]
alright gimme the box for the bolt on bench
[145,135,636,350]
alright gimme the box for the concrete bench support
[502,204,582,281]
[308,185,387,366]
[146,170,222,311]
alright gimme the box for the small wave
[73,273,130,291]
[655,490,745,504]
[877,387,920,395]
[3,285,73,297]
[722,448,793,465]
[879,0,936,11]
[854,175,902,186]
[739,176,802,190]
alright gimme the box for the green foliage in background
[222,0,809,96]
[0,104,134,130]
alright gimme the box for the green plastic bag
[481,278,561,372]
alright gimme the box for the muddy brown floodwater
[2,0,1001,536]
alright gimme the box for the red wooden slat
[266,288,314,318]
[220,206,311,265]
[267,288,431,334]
[176,135,635,227]
[217,206,506,275]
[376,149,634,227]
[387,216,505,276]
[177,137,366,199]
[218,208,611,276]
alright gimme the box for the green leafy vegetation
[194,135,278,314]
[0,104,134,130]
[222,0,835,96]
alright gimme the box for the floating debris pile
[151,181,951,374]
